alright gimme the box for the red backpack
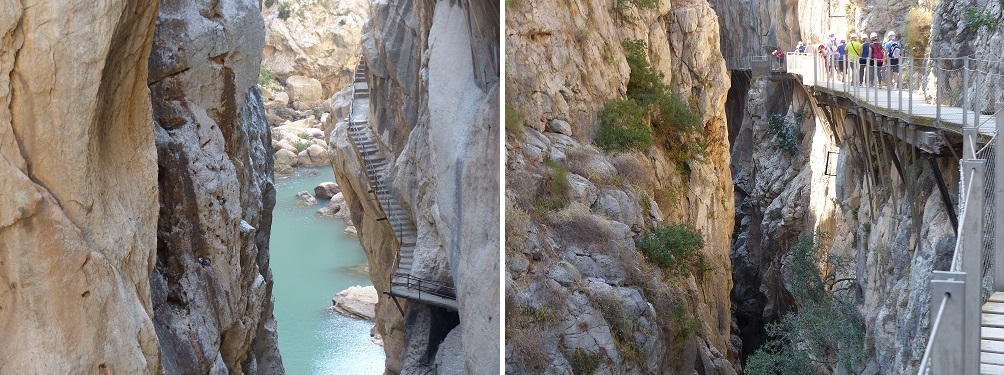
[870,43,885,62]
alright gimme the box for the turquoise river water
[271,167,386,374]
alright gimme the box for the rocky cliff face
[149,0,282,374]
[0,1,162,372]
[327,0,500,374]
[722,1,968,373]
[261,0,369,96]
[504,0,736,373]
[1,0,281,373]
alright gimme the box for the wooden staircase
[344,58,458,311]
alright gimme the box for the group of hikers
[789,31,904,87]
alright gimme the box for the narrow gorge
[2,0,499,374]
[505,0,1003,374]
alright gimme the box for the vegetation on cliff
[746,234,865,375]
[596,40,706,170]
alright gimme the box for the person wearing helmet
[868,33,885,86]
[825,32,839,79]
[886,32,902,85]
[847,34,863,84]
[859,33,872,85]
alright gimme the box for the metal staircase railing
[343,57,457,310]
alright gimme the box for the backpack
[890,43,902,59]
[870,43,884,61]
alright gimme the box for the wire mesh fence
[977,137,997,304]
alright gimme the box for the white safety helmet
[870,32,878,39]
[860,33,869,40]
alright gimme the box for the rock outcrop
[328,0,500,373]
[148,0,282,373]
[505,0,735,373]
[0,1,162,372]
[329,285,378,320]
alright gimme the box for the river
[270,166,386,374]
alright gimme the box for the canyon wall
[0,1,162,372]
[328,0,500,373]
[149,0,282,373]
[0,0,281,373]
[504,0,736,373]
[720,0,971,373]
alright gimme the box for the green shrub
[258,68,274,87]
[964,1,1003,32]
[746,234,865,375]
[636,223,705,273]
[595,40,706,169]
[905,7,933,57]
[264,0,275,7]
[595,99,652,153]
[505,103,525,135]
[533,160,570,212]
[294,138,312,152]
[277,1,292,20]
[571,349,601,375]
[767,114,802,155]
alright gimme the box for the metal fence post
[963,58,969,127]
[931,271,967,375]
[937,60,943,128]
[814,52,819,86]
[997,105,1004,291]
[962,159,987,375]
[909,58,914,116]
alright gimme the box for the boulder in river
[295,191,317,206]
[314,182,340,199]
[328,285,378,320]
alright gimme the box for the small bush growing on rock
[571,349,602,375]
[294,138,312,153]
[505,201,530,254]
[258,68,274,87]
[636,222,705,274]
[767,114,802,155]
[277,1,292,20]
[595,99,652,153]
[533,160,571,212]
[964,0,1004,32]
[264,0,275,7]
[505,103,525,136]
[905,7,933,57]
[745,233,865,375]
[594,40,706,170]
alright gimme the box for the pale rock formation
[295,191,317,206]
[314,182,341,199]
[275,149,299,174]
[285,75,324,110]
[316,192,351,220]
[329,0,499,373]
[261,0,369,96]
[506,0,735,373]
[329,285,378,320]
[0,1,161,372]
[148,0,283,373]
[297,144,330,166]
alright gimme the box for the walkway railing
[781,52,1003,135]
[762,52,1004,374]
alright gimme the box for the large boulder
[295,191,317,206]
[297,144,330,167]
[314,182,340,199]
[329,285,378,320]
[285,75,323,109]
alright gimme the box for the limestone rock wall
[261,0,369,96]
[328,0,500,374]
[505,0,736,373]
[148,0,282,374]
[0,1,162,373]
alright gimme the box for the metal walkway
[773,53,1004,374]
[344,58,458,311]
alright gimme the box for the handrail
[917,292,951,375]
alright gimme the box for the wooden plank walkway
[981,292,1004,373]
